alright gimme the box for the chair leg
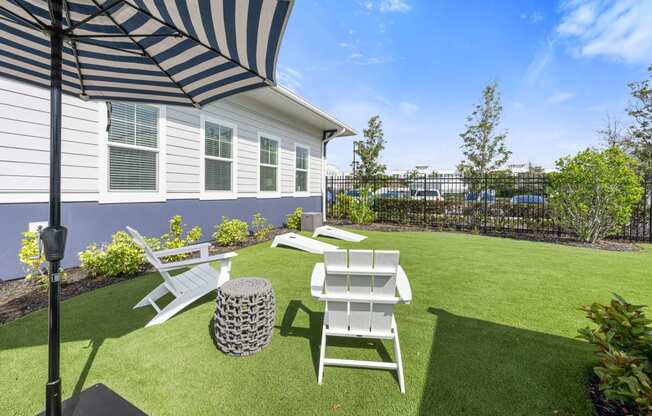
[134,282,170,309]
[145,294,199,327]
[393,318,405,394]
[318,324,327,385]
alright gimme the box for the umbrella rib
[67,0,124,31]
[71,33,181,39]
[88,0,198,107]
[72,37,146,57]
[122,1,270,85]
[62,0,86,97]
[9,0,46,29]
[0,5,43,31]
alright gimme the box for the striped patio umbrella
[0,1,293,414]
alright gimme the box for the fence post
[483,175,488,234]
[423,175,427,226]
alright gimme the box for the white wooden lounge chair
[126,226,237,327]
[312,225,367,242]
[271,232,338,254]
[310,249,412,393]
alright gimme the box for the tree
[598,115,627,149]
[625,65,652,175]
[353,115,387,184]
[457,83,511,177]
[548,147,643,243]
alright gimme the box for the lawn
[2,230,651,415]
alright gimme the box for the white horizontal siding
[0,77,327,202]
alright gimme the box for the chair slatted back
[126,226,179,295]
[323,249,400,334]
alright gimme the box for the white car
[412,189,443,201]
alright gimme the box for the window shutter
[109,146,157,191]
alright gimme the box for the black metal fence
[325,175,652,242]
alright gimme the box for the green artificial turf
[2,230,652,415]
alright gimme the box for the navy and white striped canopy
[0,0,293,107]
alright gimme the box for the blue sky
[276,0,652,172]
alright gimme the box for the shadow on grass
[276,300,395,381]
[419,308,594,416]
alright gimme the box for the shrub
[578,294,652,414]
[331,194,354,219]
[287,207,302,230]
[549,147,643,243]
[18,231,45,281]
[350,199,375,225]
[251,213,273,240]
[79,231,144,278]
[158,215,202,261]
[213,216,249,246]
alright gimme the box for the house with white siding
[0,77,355,280]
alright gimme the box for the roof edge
[269,85,358,137]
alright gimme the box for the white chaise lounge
[312,225,367,242]
[271,232,338,254]
[126,226,236,327]
[310,249,412,393]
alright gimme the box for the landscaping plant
[213,216,249,246]
[578,294,652,414]
[251,213,273,240]
[79,231,145,278]
[548,147,643,243]
[286,207,302,230]
[18,230,67,287]
[158,215,202,261]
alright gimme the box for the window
[259,136,279,192]
[107,102,159,191]
[295,145,309,193]
[204,121,233,192]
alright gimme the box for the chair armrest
[310,263,325,299]
[153,242,212,258]
[158,252,237,271]
[396,265,412,304]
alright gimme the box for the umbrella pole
[45,0,64,415]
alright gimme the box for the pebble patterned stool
[214,278,275,356]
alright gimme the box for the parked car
[465,191,496,204]
[375,187,411,199]
[511,195,545,205]
[412,189,443,201]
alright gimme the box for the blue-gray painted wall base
[0,196,320,280]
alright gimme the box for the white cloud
[556,0,652,64]
[399,101,419,114]
[277,66,303,93]
[358,0,411,13]
[521,10,544,23]
[379,0,411,13]
[547,90,576,104]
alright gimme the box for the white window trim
[199,114,238,200]
[257,132,281,198]
[293,143,310,197]
[98,102,167,204]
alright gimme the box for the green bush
[578,294,652,414]
[158,215,202,261]
[213,216,249,246]
[350,200,375,225]
[549,147,643,243]
[331,194,355,219]
[286,207,302,230]
[18,231,45,281]
[79,231,144,278]
[251,213,273,240]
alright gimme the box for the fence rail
[325,175,652,242]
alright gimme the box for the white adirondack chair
[126,226,237,327]
[310,249,412,393]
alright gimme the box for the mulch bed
[0,228,289,326]
[329,220,642,252]
[589,374,641,416]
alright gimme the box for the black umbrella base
[38,384,147,416]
